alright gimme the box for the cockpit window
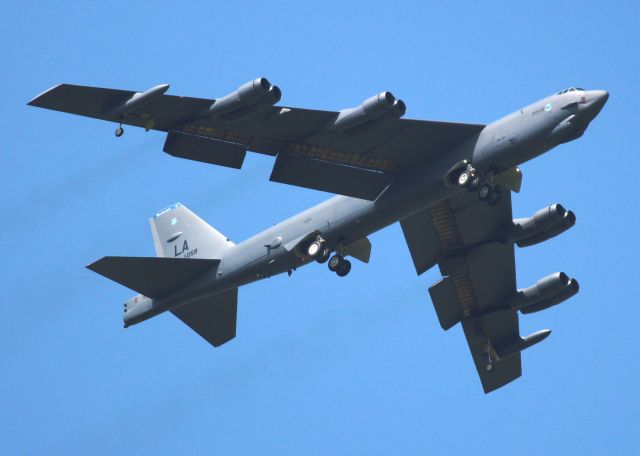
[557,87,585,95]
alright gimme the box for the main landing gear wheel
[479,185,502,206]
[457,170,471,187]
[306,238,325,258]
[115,125,124,137]
[478,184,492,200]
[468,175,481,191]
[328,255,341,272]
[336,259,352,277]
[328,255,351,276]
[316,247,331,264]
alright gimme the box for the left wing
[401,190,577,393]
[28,80,485,200]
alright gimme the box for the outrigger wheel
[115,124,124,137]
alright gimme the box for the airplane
[28,79,608,393]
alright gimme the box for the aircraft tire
[307,240,323,258]
[468,175,481,191]
[115,126,124,137]
[316,247,331,264]
[457,171,471,187]
[336,259,351,277]
[328,255,341,272]
[479,184,492,200]
[488,188,502,206]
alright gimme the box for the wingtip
[27,83,64,106]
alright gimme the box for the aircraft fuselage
[125,88,608,326]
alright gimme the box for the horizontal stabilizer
[270,153,391,200]
[87,256,219,298]
[172,288,238,347]
[163,131,247,169]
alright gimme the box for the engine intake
[333,91,406,132]
[207,77,281,120]
[511,203,576,247]
[509,272,579,314]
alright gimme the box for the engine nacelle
[510,272,579,314]
[511,203,576,247]
[333,91,406,132]
[207,77,281,120]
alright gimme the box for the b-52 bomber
[28,79,608,392]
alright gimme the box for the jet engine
[509,272,579,314]
[207,77,281,120]
[511,203,576,247]
[333,91,406,132]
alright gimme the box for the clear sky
[2,1,638,454]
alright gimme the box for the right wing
[28,81,484,200]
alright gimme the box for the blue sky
[2,1,638,454]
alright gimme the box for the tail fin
[150,203,234,259]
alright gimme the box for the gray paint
[29,83,608,392]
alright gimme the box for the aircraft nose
[584,90,609,118]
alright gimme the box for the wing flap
[171,288,238,347]
[270,153,391,200]
[400,209,441,275]
[163,130,247,169]
[87,256,219,298]
[428,276,463,330]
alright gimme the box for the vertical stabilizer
[149,203,234,259]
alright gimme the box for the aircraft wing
[28,82,485,200]
[401,190,529,393]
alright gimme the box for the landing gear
[315,247,331,264]
[328,255,351,277]
[485,362,494,372]
[468,175,481,191]
[115,124,124,137]
[457,170,471,187]
[479,184,502,206]
[306,236,326,258]
[454,164,478,189]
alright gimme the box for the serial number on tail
[174,240,198,258]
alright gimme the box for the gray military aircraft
[28,79,608,392]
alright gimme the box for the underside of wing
[28,80,485,200]
[402,189,571,393]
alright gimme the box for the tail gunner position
[28,80,608,392]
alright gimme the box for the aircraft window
[569,88,576,92]
[576,87,585,91]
